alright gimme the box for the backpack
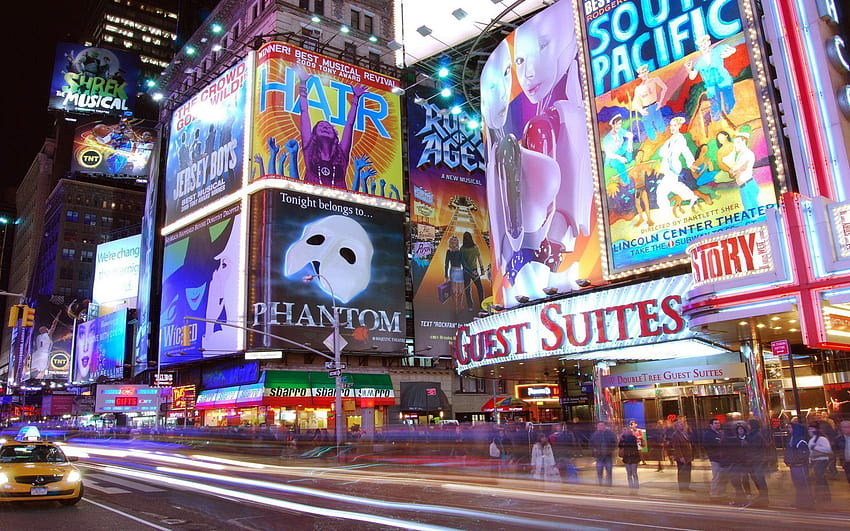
[489,440,501,458]
[784,439,809,467]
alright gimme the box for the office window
[343,41,356,61]
[315,0,324,15]
[101,216,113,225]
[302,27,320,51]
[80,250,94,263]
[84,213,97,226]
[299,0,309,9]
[368,51,380,70]
[252,3,258,21]
[66,210,79,223]
[59,267,73,280]
[351,9,360,29]
[364,14,374,34]
[62,248,76,261]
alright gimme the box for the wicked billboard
[247,188,406,354]
[251,41,403,206]
[160,204,242,366]
[480,0,603,309]
[407,97,491,355]
[580,0,785,273]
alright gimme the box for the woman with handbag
[619,426,641,490]
[531,432,559,482]
[808,422,833,503]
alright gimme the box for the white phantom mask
[285,215,374,303]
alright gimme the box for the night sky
[3,3,88,193]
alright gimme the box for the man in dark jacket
[551,423,579,482]
[589,421,617,486]
[836,420,850,486]
[702,418,729,500]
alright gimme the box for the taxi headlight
[67,470,81,483]
[0,472,8,484]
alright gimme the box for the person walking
[647,419,666,471]
[551,423,579,482]
[619,426,641,491]
[490,426,510,477]
[808,422,833,504]
[669,420,694,492]
[531,432,559,482]
[835,420,850,486]
[702,418,730,501]
[784,422,814,509]
[589,421,617,487]
[725,423,750,506]
[744,419,769,507]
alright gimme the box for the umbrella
[481,396,528,412]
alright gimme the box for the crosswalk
[82,472,171,495]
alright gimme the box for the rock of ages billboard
[251,42,403,205]
[247,189,406,354]
[160,204,242,366]
[407,98,491,355]
[580,0,783,272]
[480,0,603,309]
[70,117,157,177]
[50,43,141,115]
[165,58,250,226]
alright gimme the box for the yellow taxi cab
[0,426,84,505]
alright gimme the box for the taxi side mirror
[68,456,79,462]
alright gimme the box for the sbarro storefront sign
[454,275,696,372]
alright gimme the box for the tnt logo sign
[49,352,71,371]
[80,149,103,168]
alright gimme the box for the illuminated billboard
[70,117,157,177]
[251,42,403,206]
[407,98,490,355]
[73,309,128,384]
[579,0,783,273]
[164,57,251,226]
[160,204,242,366]
[247,189,406,354]
[134,145,161,376]
[480,0,603,309]
[92,234,141,306]
[22,296,76,381]
[49,43,141,116]
[95,385,160,413]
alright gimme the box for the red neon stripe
[778,1,835,198]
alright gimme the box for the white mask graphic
[285,215,374,303]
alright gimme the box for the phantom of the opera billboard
[164,57,251,226]
[247,189,406,354]
[70,117,157,177]
[73,309,129,384]
[251,42,403,204]
[49,43,141,116]
[580,0,784,273]
[160,204,242,366]
[480,0,603,309]
[407,98,491,355]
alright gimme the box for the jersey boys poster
[480,0,603,309]
[50,43,141,116]
[247,189,406,354]
[251,42,403,205]
[581,0,783,272]
[165,57,251,226]
[160,204,242,366]
[407,98,491,355]
[71,118,157,177]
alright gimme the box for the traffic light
[7,304,21,328]
[180,324,192,347]
[21,306,36,327]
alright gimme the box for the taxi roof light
[14,426,43,442]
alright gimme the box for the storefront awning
[399,382,449,412]
[481,396,528,412]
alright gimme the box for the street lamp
[302,274,344,459]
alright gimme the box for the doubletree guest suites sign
[455,275,695,372]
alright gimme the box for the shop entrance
[623,393,744,429]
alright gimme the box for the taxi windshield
[0,445,68,464]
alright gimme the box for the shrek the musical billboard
[580,0,783,272]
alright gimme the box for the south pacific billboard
[247,189,406,353]
[160,204,242,366]
[251,41,403,205]
[73,309,128,384]
[407,98,491,355]
[165,57,251,226]
[480,0,603,308]
[580,0,783,272]
[50,43,141,116]
[70,117,157,177]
